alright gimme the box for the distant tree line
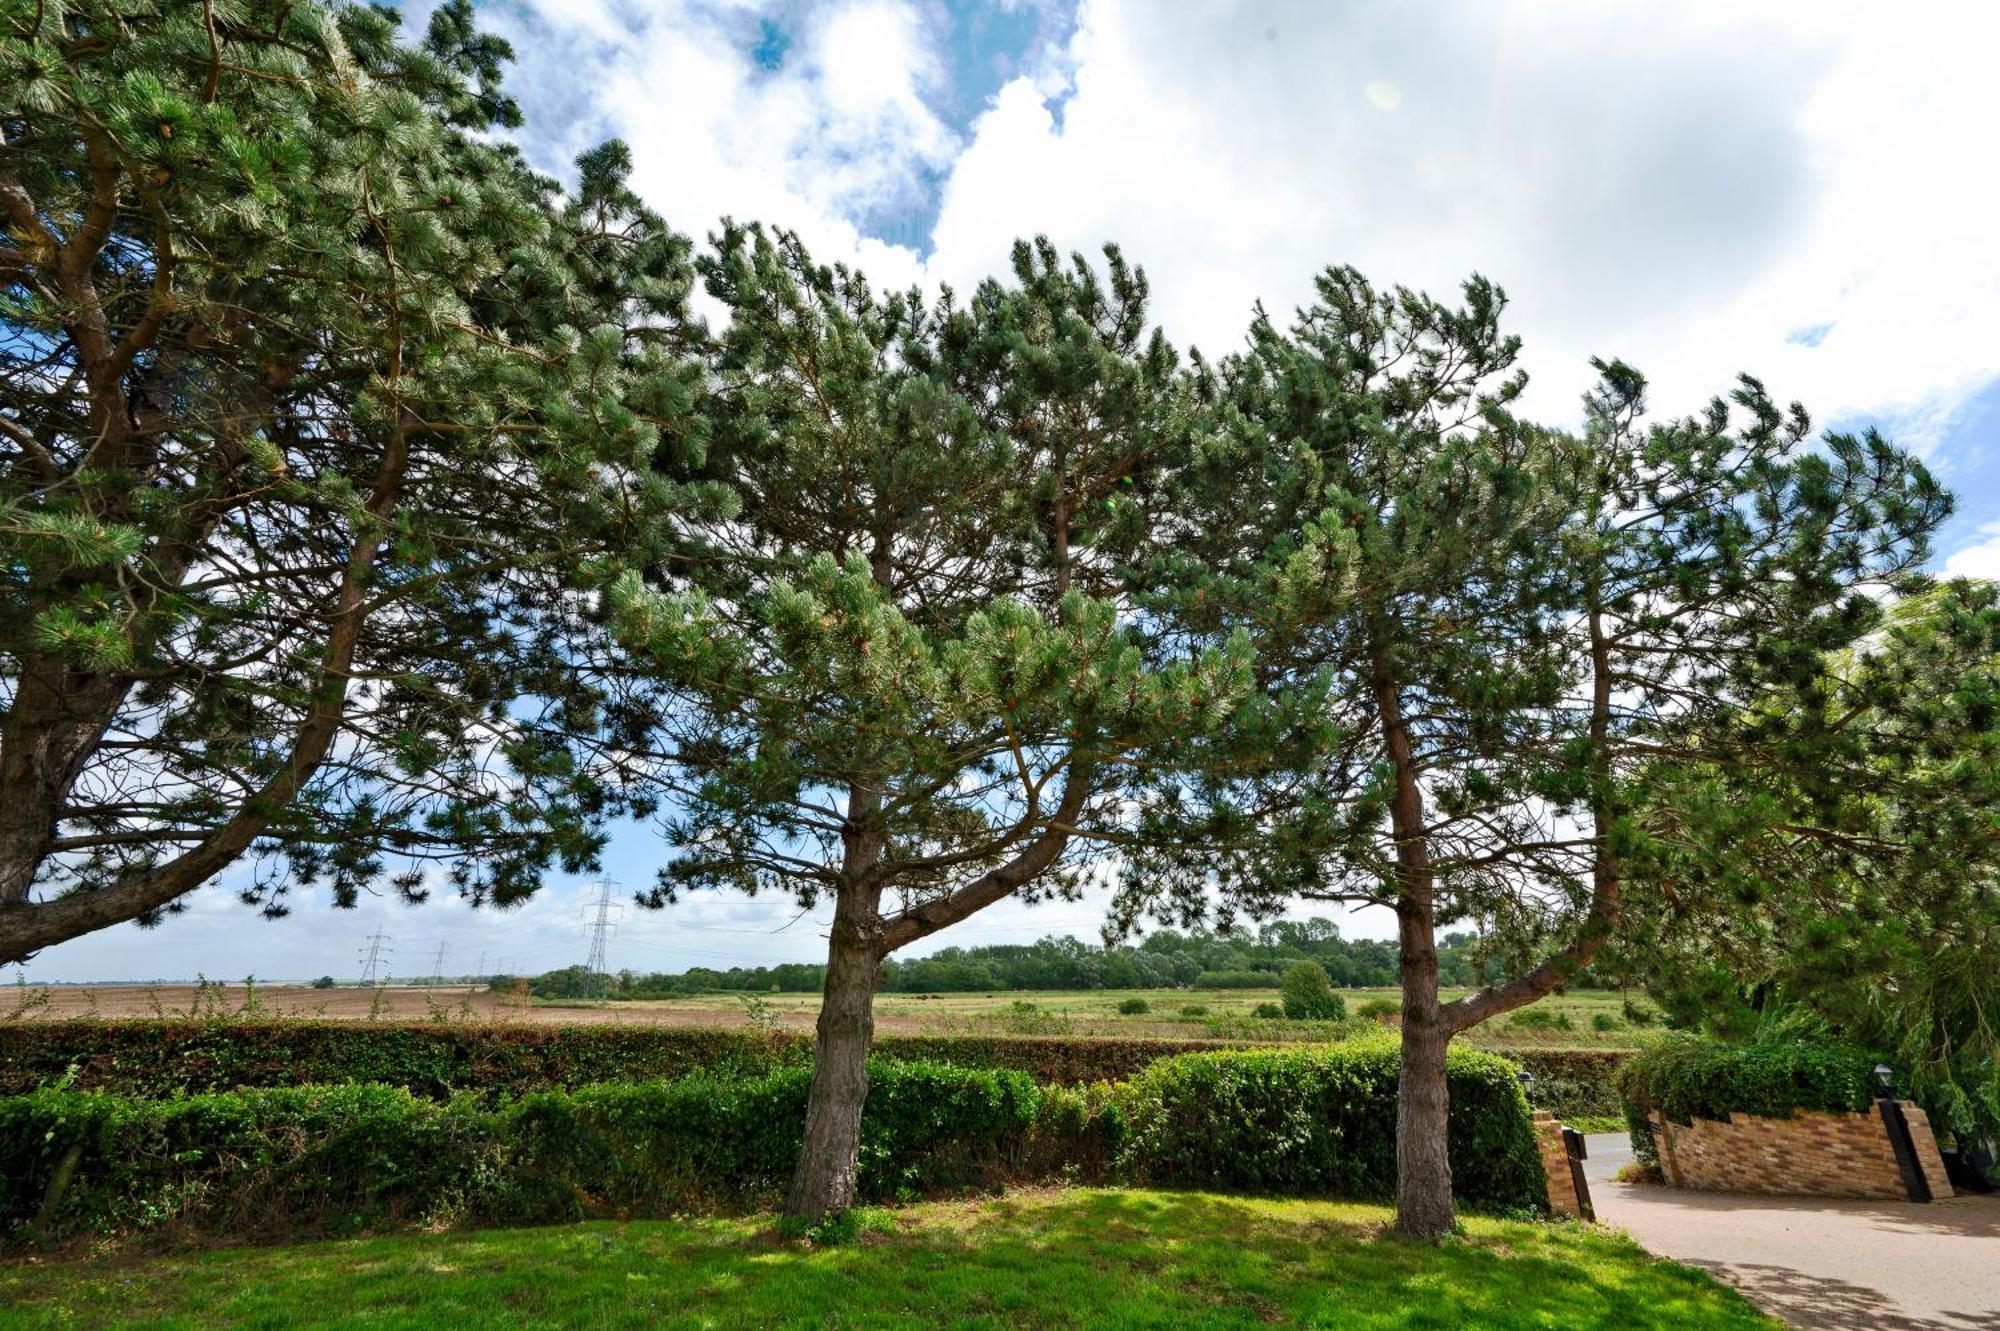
[523,920,1494,999]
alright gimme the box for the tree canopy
[0,1,711,962]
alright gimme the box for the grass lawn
[2,1188,1772,1330]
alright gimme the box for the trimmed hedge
[0,1022,1264,1097]
[1510,1047,1632,1121]
[0,1022,1633,1122]
[1615,1035,1879,1167]
[0,1060,1049,1246]
[1116,1040,1546,1214]
[1,1040,1549,1247]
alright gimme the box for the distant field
[6,980,1653,1048]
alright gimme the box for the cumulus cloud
[26,0,2000,978]
[1944,521,2000,582]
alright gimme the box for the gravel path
[1582,1132,2000,1330]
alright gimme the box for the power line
[583,880,624,974]
[357,931,391,987]
[428,940,447,987]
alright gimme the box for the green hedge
[0,1060,1049,1246]
[0,1022,1272,1097]
[0,1022,1633,1107]
[1511,1047,1632,1121]
[1116,1040,1546,1214]
[1614,1035,1879,1166]
[1,1040,1548,1247]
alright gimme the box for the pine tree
[610,227,1250,1221]
[1115,269,1948,1236]
[1617,580,2000,1146]
[0,3,708,961]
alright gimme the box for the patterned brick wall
[1650,1102,1954,1201]
[1533,1111,1585,1217]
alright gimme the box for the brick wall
[1533,1111,1585,1217]
[1650,1102,1954,1201]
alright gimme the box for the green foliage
[1116,1041,1545,1214]
[1280,962,1346,1021]
[1177,1004,1210,1018]
[0,1060,1041,1245]
[1508,1009,1574,1033]
[1117,997,1151,1015]
[581,918,1467,995]
[309,977,337,991]
[1592,1013,1622,1033]
[1253,1002,1285,1019]
[1618,584,2000,1146]
[0,0,714,959]
[1615,1035,1879,1167]
[1357,999,1400,1022]
[1197,971,1278,990]
[0,1038,1560,1246]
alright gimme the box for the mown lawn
[2,1188,1771,1330]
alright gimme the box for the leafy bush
[1615,1035,1879,1166]
[1356,998,1400,1022]
[1253,1002,1284,1019]
[1116,1040,1544,1214]
[1507,1008,1574,1032]
[1621,998,1659,1027]
[309,977,337,990]
[1279,963,1346,1021]
[1117,998,1151,1015]
[0,1023,1636,1113]
[1591,1013,1622,1032]
[0,1060,1045,1246]
[1176,1004,1209,1018]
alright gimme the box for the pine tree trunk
[784,911,880,1223]
[1394,899,1456,1239]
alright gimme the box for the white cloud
[921,0,2000,450]
[1944,522,2000,582]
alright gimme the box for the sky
[20,0,2000,983]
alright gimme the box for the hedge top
[1614,1034,1880,1125]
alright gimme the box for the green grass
[645,986,1656,1050]
[2,1188,1772,1330]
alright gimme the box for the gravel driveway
[1582,1132,2000,1330]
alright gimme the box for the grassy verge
[2,1188,1772,1330]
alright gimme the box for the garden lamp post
[1517,1068,1535,1106]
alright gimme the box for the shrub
[1279,963,1346,1021]
[1615,1035,1879,1167]
[0,1023,1636,1116]
[1507,1008,1574,1032]
[1176,1004,1209,1018]
[1621,998,1659,1027]
[309,977,337,990]
[0,1060,1044,1246]
[1356,998,1400,1023]
[1253,1002,1284,1019]
[1591,1013,1622,1032]
[1117,998,1151,1015]
[1115,1040,1544,1214]
[0,1022,1281,1095]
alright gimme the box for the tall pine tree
[0,2,709,961]
[610,228,1250,1220]
[1117,270,1946,1236]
